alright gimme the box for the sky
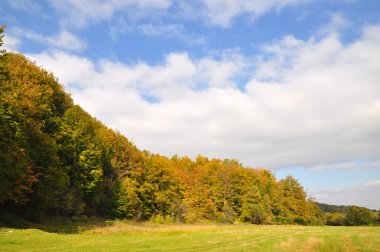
[1,0,380,209]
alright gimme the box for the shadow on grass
[0,209,108,234]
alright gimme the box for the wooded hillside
[0,29,324,224]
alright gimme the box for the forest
[0,26,378,226]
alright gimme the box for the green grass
[1,221,380,251]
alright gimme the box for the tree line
[319,203,380,226]
[0,27,377,225]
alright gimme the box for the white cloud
[202,0,310,27]
[363,179,380,187]
[48,30,87,52]
[197,55,245,88]
[137,23,206,45]
[12,28,86,52]
[316,12,350,36]
[244,27,380,167]
[48,0,172,28]
[28,24,380,172]
[3,33,21,51]
[26,0,312,30]
[109,18,134,40]
[307,160,380,171]
[138,24,184,37]
[29,51,96,87]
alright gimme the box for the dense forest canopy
[0,27,377,225]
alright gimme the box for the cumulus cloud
[28,24,380,172]
[245,26,380,167]
[197,55,246,88]
[202,0,310,27]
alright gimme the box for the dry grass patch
[278,237,323,252]
[357,234,380,251]
[84,222,222,235]
[341,235,361,252]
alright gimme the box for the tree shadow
[0,209,108,234]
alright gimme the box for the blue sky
[1,0,380,208]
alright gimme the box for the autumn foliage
[0,35,324,224]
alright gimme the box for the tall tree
[345,206,373,226]
[0,25,5,54]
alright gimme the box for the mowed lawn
[1,222,380,252]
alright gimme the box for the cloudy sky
[1,0,380,209]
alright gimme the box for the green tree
[240,186,267,224]
[345,206,373,226]
[114,177,141,219]
[326,212,345,226]
[0,25,5,54]
[277,175,320,225]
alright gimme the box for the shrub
[326,212,345,226]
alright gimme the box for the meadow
[1,221,380,251]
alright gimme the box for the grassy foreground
[1,221,380,252]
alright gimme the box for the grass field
[1,221,380,251]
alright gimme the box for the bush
[326,212,345,226]
[217,205,237,224]
[241,203,270,224]
[149,215,165,224]
[274,216,293,224]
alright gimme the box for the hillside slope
[0,49,323,224]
